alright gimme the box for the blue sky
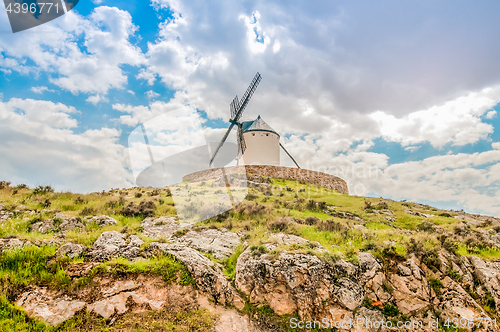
[0,0,499,216]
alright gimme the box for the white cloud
[369,87,499,148]
[31,86,54,94]
[92,0,103,4]
[0,6,145,95]
[145,90,160,99]
[0,98,131,192]
[113,97,188,126]
[86,95,109,105]
[486,110,497,119]
[493,142,500,150]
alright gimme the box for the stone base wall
[182,166,349,195]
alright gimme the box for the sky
[0,0,499,216]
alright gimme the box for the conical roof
[241,115,279,136]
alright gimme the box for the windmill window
[266,134,269,136]
[252,133,255,136]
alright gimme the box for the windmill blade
[209,122,236,167]
[232,72,262,123]
[237,123,247,157]
[279,142,300,169]
[230,96,239,120]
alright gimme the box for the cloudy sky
[0,0,499,216]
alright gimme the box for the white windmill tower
[209,73,300,168]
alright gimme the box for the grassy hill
[0,178,499,331]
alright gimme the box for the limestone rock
[86,231,143,261]
[353,307,385,332]
[0,238,31,251]
[0,210,13,222]
[398,264,412,276]
[469,256,500,316]
[358,252,382,283]
[59,217,85,232]
[31,219,55,234]
[85,215,118,226]
[56,243,85,258]
[16,287,86,326]
[148,242,244,309]
[235,248,364,320]
[173,228,241,260]
[142,216,191,239]
[267,232,325,252]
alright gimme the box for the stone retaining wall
[182,165,349,195]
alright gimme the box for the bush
[120,201,156,218]
[416,221,436,233]
[267,218,289,232]
[304,216,320,225]
[306,199,326,212]
[235,202,267,216]
[439,212,452,218]
[429,278,444,296]
[79,207,95,216]
[74,196,85,204]
[135,192,143,198]
[33,185,54,195]
[40,199,51,208]
[317,219,348,232]
[0,181,11,189]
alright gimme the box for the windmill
[209,72,300,169]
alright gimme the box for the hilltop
[0,176,500,331]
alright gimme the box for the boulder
[85,215,118,226]
[31,219,55,234]
[148,242,244,310]
[0,210,13,222]
[267,233,325,252]
[0,238,31,251]
[142,216,191,239]
[56,243,85,258]
[59,217,85,232]
[173,228,241,260]
[86,231,143,262]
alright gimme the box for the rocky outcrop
[56,243,85,258]
[86,231,143,261]
[141,216,191,239]
[173,228,241,259]
[85,215,118,226]
[235,247,367,319]
[59,217,85,232]
[148,242,244,310]
[31,219,55,233]
[16,287,86,326]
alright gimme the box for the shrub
[321,252,342,264]
[33,185,54,195]
[306,199,326,212]
[267,218,289,232]
[250,245,268,257]
[235,202,267,216]
[74,196,85,204]
[439,212,452,218]
[120,201,156,218]
[0,181,11,189]
[416,221,436,233]
[429,278,444,296]
[135,192,143,198]
[40,199,51,208]
[317,219,348,232]
[442,237,459,254]
[79,207,95,216]
[304,216,320,225]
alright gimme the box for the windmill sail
[237,123,246,157]
[209,72,262,167]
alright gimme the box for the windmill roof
[241,115,279,136]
